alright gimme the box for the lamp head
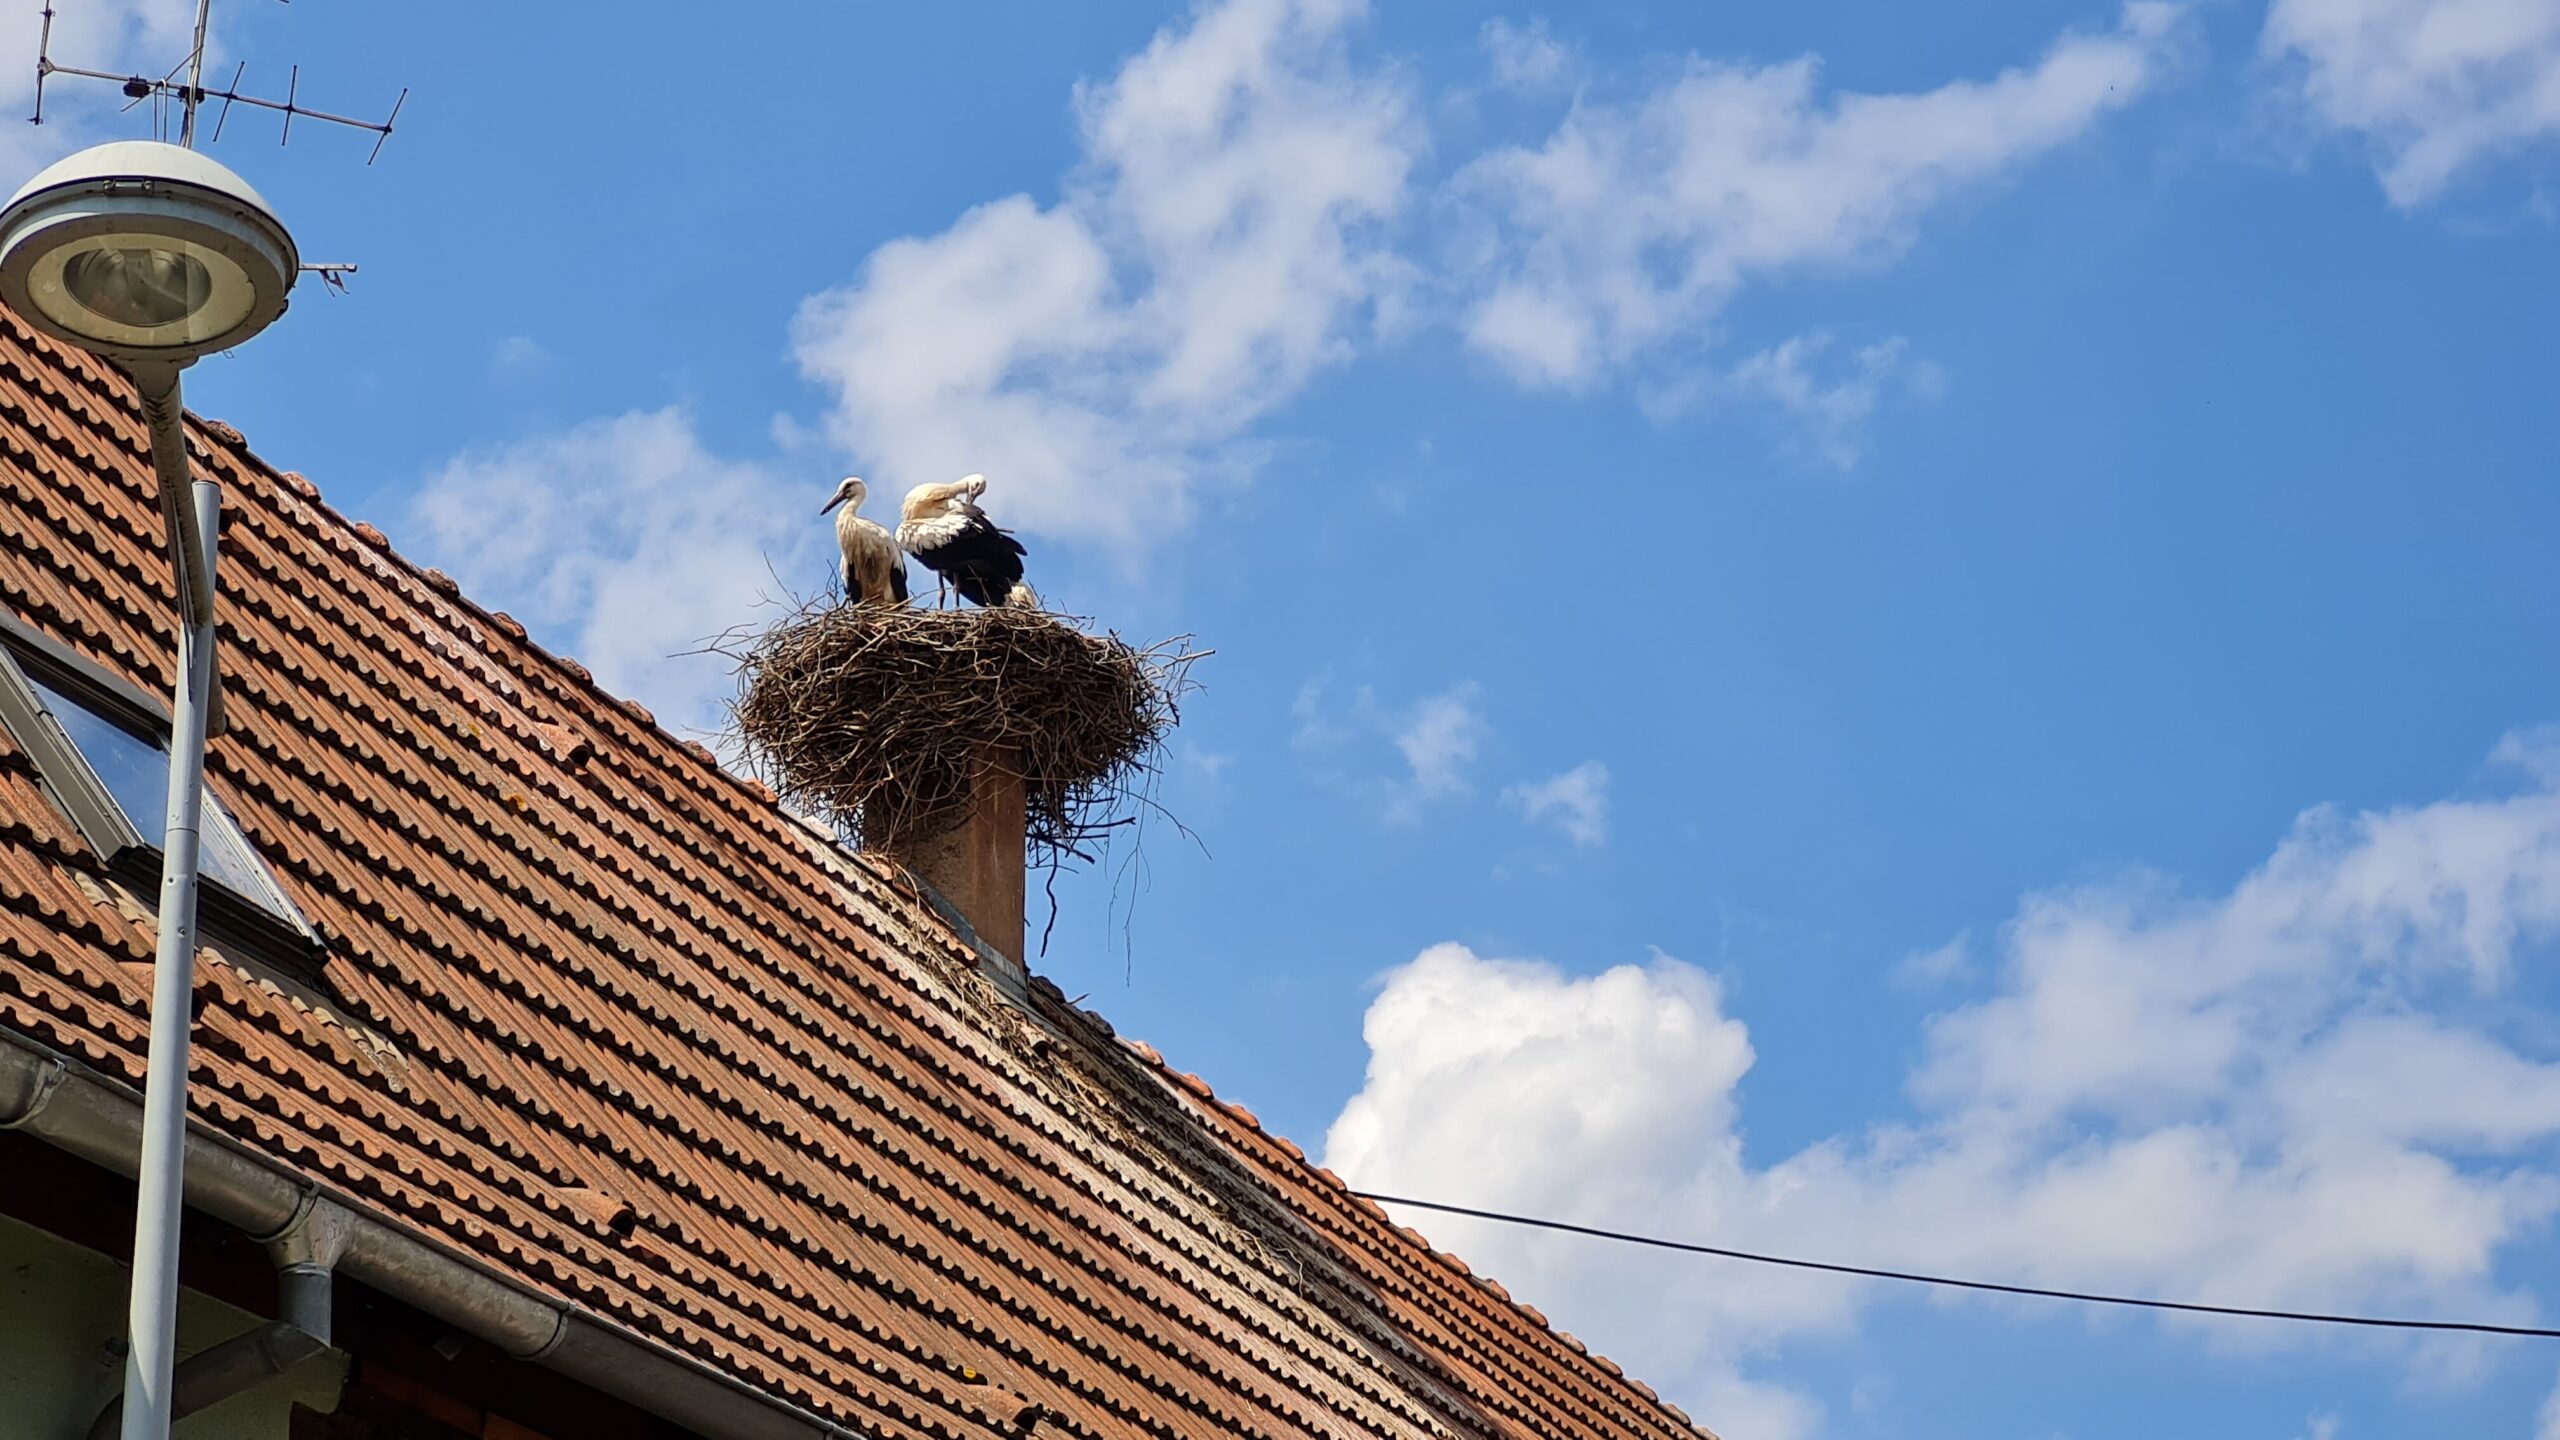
[0,141,298,365]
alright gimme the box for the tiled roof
[0,305,1713,1440]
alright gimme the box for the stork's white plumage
[820,477,908,607]
[898,473,1037,609]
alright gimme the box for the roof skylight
[22,674,297,921]
[0,625,313,965]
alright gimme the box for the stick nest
[723,602,1202,864]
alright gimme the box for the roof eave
[0,1027,865,1440]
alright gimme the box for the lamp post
[0,139,297,1440]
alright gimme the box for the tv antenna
[29,0,408,163]
[26,0,405,292]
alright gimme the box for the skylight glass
[26,674,298,922]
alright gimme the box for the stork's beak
[819,493,846,515]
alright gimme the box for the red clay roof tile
[0,306,1715,1440]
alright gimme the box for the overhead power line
[1350,1191,2560,1340]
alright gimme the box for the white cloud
[489,335,549,377]
[2539,1369,2560,1440]
[1391,682,1486,816]
[1454,3,2187,387]
[1506,760,1609,846]
[2263,0,2560,206]
[1685,1370,1822,1440]
[791,0,1417,550]
[420,0,2199,676]
[1180,745,1233,782]
[1291,671,1345,749]
[409,409,817,738]
[1293,674,1494,821]
[1482,18,1574,94]
[1652,331,1939,467]
[1290,666,1495,814]
[1326,730,2560,1426]
[783,2,2191,548]
[1893,932,1976,987]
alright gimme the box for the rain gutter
[0,1029,860,1440]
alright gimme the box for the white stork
[897,474,1037,609]
[820,476,908,607]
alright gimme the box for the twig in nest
[715,600,1205,870]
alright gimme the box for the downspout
[262,1190,354,1343]
[0,1033,859,1440]
[83,1195,350,1440]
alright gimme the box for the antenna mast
[177,0,208,148]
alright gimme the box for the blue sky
[15,1,2560,1435]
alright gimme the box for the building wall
[0,1210,347,1439]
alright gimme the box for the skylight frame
[0,612,321,977]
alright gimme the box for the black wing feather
[912,516,1027,607]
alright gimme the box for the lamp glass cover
[62,245,214,330]
[24,233,257,351]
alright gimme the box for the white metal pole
[119,366,218,1440]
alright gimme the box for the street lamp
[0,139,296,1440]
[0,139,297,361]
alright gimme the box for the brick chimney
[883,746,1026,995]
